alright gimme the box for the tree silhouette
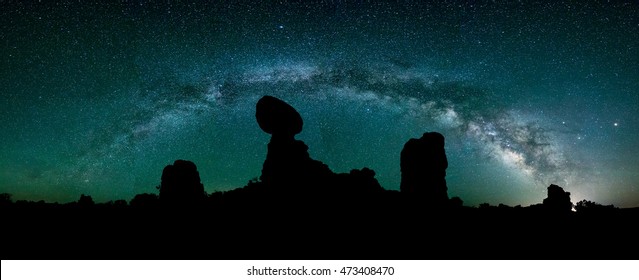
[78,194,95,207]
[0,193,12,206]
[574,199,616,214]
[130,193,159,208]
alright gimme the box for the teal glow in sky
[1,1,638,207]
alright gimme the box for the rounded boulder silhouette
[256,95,303,136]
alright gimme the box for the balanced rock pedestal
[256,96,332,192]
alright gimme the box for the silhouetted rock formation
[255,95,381,198]
[260,132,334,191]
[400,132,449,206]
[542,184,572,212]
[449,196,464,208]
[343,168,383,192]
[256,95,303,137]
[159,160,206,207]
[256,96,333,191]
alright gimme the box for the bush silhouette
[130,193,159,209]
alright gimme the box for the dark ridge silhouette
[542,184,572,213]
[2,95,638,260]
[159,159,206,207]
[400,132,449,206]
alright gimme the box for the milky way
[1,1,637,207]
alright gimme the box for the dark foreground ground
[3,195,637,260]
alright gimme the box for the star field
[1,1,637,207]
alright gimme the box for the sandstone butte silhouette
[400,131,449,206]
[158,159,207,207]
[542,183,573,213]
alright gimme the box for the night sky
[1,1,637,208]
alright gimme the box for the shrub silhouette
[130,193,159,209]
[575,199,616,214]
[78,194,95,207]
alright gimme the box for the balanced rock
[254,96,329,190]
[256,95,303,136]
[255,95,381,197]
